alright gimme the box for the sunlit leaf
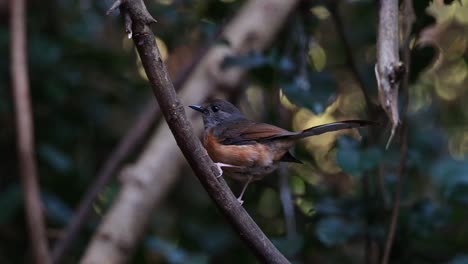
[290,176,306,196]
[296,198,315,216]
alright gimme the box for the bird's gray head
[189,99,243,128]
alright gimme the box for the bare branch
[51,39,211,264]
[51,103,158,264]
[81,0,300,263]
[10,0,50,262]
[279,164,297,239]
[381,0,414,263]
[376,0,405,148]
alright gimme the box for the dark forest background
[1,0,468,263]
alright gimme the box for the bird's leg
[237,176,253,205]
[214,162,239,178]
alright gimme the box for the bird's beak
[189,104,205,113]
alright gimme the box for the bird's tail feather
[291,120,376,140]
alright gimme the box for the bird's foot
[214,163,224,178]
[236,197,244,205]
[213,162,239,178]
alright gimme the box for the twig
[275,92,297,240]
[381,0,414,263]
[51,30,215,264]
[375,0,405,149]
[81,0,299,263]
[10,0,50,263]
[279,164,297,240]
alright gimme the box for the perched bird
[190,99,374,204]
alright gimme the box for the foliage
[1,0,467,263]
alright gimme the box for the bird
[190,99,374,204]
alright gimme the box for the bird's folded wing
[217,122,296,145]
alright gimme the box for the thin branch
[376,0,405,149]
[279,164,297,240]
[275,92,297,240]
[51,32,215,264]
[10,0,50,263]
[81,0,300,263]
[381,0,414,263]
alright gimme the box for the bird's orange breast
[203,129,274,167]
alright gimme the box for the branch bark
[381,0,414,263]
[81,0,299,263]
[10,0,50,263]
[375,0,405,148]
[51,36,213,264]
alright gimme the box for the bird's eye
[211,105,220,112]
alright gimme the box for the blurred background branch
[1,0,468,263]
[81,0,299,263]
[381,0,415,263]
[9,0,50,262]
[50,29,217,264]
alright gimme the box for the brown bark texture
[81,0,299,263]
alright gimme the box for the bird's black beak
[189,104,205,113]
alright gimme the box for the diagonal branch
[81,0,299,263]
[10,0,50,263]
[51,33,215,264]
[381,0,414,263]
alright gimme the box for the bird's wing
[216,121,296,145]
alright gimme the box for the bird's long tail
[291,120,376,140]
